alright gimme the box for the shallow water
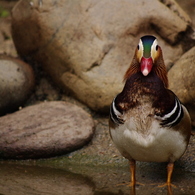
[0,161,195,195]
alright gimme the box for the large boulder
[0,101,95,159]
[0,55,34,115]
[168,47,195,126]
[11,0,193,112]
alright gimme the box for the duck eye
[156,45,159,51]
[137,45,140,50]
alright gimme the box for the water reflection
[0,163,95,195]
[167,185,173,195]
[0,162,194,195]
[129,185,173,195]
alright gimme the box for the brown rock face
[0,55,35,115]
[11,0,193,112]
[0,101,95,159]
[168,47,195,126]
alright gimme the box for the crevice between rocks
[86,44,114,72]
[159,0,191,24]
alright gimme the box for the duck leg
[159,162,175,188]
[167,162,174,185]
[129,159,136,186]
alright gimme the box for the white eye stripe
[137,39,144,62]
[151,39,158,60]
[151,39,158,50]
[138,39,144,50]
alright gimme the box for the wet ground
[0,159,195,195]
[0,1,195,195]
[0,116,194,195]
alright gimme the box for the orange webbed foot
[158,182,176,188]
[117,181,144,187]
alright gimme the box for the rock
[168,47,195,126]
[11,0,193,112]
[0,101,95,159]
[0,17,17,56]
[0,55,34,115]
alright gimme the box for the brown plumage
[109,35,191,187]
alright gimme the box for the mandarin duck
[109,35,191,186]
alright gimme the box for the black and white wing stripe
[110,97,124,125]
[155,97,184,127]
